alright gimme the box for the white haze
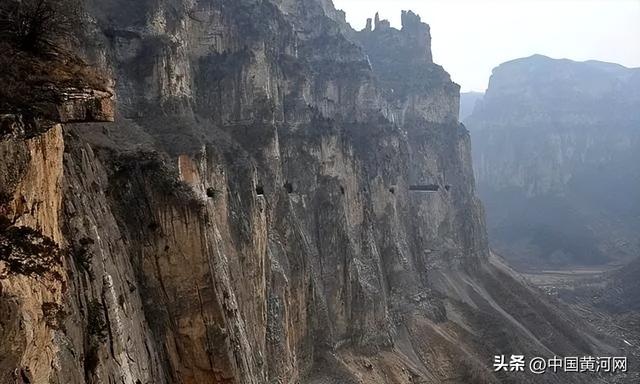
[332,0,640,92]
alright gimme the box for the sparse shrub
[85,298,107,375]
[72,237,95,279]
[87,299,107,342]
[0,225,62,278]
[42,301,67,330]
[0,0,81,53]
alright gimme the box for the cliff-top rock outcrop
[0,2,629,384]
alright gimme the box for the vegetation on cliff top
[0,0,109,117]
[0,0,80,53]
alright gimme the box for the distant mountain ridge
[465,54,640,269]
[459,91,483,121]
[470,55,640,130]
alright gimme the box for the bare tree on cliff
[0,0,82,53]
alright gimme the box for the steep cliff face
[0,2,624,384]
[466,55,640,269]
[0,49,115,383]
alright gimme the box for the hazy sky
[332,0,640,92]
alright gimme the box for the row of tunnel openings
[254,182,451,196]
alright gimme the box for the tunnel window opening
[284,182,293,194]
[340,186,345,195]
[389,187,395,194]
[206,187,219,198]
[409,185,440,192]
[256,185,264,196]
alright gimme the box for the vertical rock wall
[0,2,620,384]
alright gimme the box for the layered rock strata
[0,2,624,384]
